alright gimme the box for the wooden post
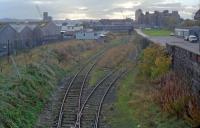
[7,40,10,63]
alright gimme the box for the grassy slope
[0,40,104,128]
[143,29,172,36]
[107,69,190,128]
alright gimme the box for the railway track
[52,47,109,128]
[74,70,126,128]
[52,45,126,128]
[52,60,98,128]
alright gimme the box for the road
[135,29,200,55]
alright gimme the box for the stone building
[135,9,181,28]
[194,9,200,20]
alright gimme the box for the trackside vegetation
[105,37,193,127]
[0,40,104,128]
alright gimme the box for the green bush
[138,44,171,80]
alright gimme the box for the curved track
[74,70,125,128]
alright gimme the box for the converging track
[53,49,126,128]
[74,70,125,128]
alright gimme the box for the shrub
[138,44,171,80]
[155,72,200,127]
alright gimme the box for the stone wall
[167,44,200,94]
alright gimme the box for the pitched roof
[0,24,7,33]
[26,24,38,30]
[10,24,27,33]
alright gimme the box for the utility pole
[7,40,10,63]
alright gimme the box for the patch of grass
[89,68,107,86]
[106,69,190,128]
[143,29,172,36]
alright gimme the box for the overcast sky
[0,0,199,20]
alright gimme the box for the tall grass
[0,40,103,128]
[0,62,63,128]
[155,72,200,127]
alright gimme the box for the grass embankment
[105,42,192,127]
[89,35,136,86]
[0,40,105,128]
[106,70,190,128]
[143,29,172,36]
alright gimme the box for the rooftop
[10,24,27,33]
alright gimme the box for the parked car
[188,35,198,43]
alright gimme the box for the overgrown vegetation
[138,44,171,80]
[105,37,190,128]
[155,72,200,127]
[89,34,136,86]
[0,40,104,128]
[106,70,190,128]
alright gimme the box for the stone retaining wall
[166,44,200,94]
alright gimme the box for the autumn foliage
[138,44,171,80]
[155,72,200,127]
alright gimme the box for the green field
[143,29,172,36]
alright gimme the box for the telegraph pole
[7,40,10,63]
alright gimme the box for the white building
[75,30,107,40]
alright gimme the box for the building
[27,24,43,46]
[0,24,18,55]
[175,26,200,39]
[135,9,181,28]
[43,12,52,22]
[61,24,84,39]
[40,21,61,41]
[75,29,101,40]
[61,24,83,32]
[11,24,33,48]
[194,9,200,20]
[93,19,134,33]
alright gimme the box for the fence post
[7,40,10,63]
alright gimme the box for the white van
[188,35,198,43]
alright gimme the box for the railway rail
[74,70,126,128]
[54,59,98,128]
[53,46,127,128]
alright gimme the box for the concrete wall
[166,44,200,93]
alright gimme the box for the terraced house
[0,24,18,56]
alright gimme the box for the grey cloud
[0,0,198,19]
